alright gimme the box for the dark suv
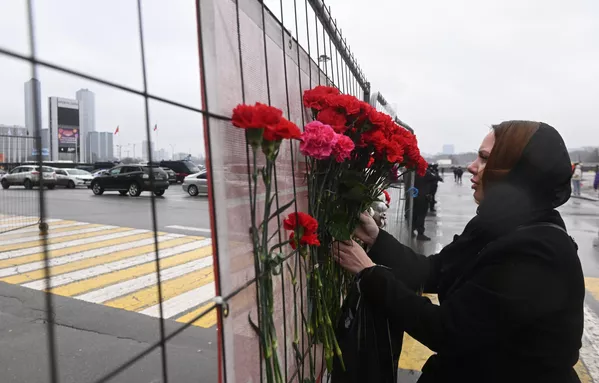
[158,160,201,183]
[90,165,169,197]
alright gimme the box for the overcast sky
[0,0,598,156]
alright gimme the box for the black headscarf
[436,123,572,299]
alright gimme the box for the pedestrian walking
[428,164,443,213]
[572,163,582,196]
[412,166,440,241]
[455,166,464,184]
[593,168,599,197]
[334,121,584,383]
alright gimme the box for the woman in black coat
[334,121,585,382]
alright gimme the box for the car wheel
[154,190,165,197]
[188,185,199,197]
[119,190,128,196]
[1,179,9,189]
[47,184,56,190]
[91,181,104,195]
[67,180,76,189]
[24,179,33,190]
[128,182,142,197]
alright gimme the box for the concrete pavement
[389,174,599,382]
[0,186,219,382]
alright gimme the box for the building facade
[141,140,154,162]
[48,97,82,161]
[24,78,42,137]
[0,125,35,163]
[87,131,114,162]
[76,89,96,134]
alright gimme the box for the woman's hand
[333,240,375,274]
[354,212,380,246]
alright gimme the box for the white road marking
[1,221,88,234]
[140,282,215,318]
[76,257,214,304]
[0,234,182,278]
[165,225,212,234]
[580,304,599,381]
[0,229,149,260]
[22,239,212,290]
[0,225,117,246]
[0,218,61,229]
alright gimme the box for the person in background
[571,163,582,196]
[413,165,440,241]
[455,166,464,184]
[593,167,599,197]
[428,164,443,213]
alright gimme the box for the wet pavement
[388,173,599,383]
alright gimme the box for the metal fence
[0,0,405,382]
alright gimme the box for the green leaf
[327,214,352,241]
[268,199,296,223]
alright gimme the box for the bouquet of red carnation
[299,86,427,371]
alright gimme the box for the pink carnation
[332,134,355,162]
[300,121,338,160]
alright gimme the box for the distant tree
[121,157,140,164]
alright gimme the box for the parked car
[55,168,94,188]
[0,169,6,179]
[158,160,201,183]
[90,164,169,196]
[182,171,208,196]
[1,165,57,190]
[161,167,177,184]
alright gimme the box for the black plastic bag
[331,278,403,383]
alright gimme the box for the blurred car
[1,165,57,190]
[0,169,6,180]
[90,164,169,197]
[55,168,94,188]
[159,160,201,183]
[92,169,108,177]
[161,167,177,184]
[182,171,208,196]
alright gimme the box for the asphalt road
[0,185,212,236]
[0,184,218,383]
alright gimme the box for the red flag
[114,126,120,135]
[154,124,158,132]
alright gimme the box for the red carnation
[232,102,282,130]
[385,140,405,163]
[317,108,347,133]
[325,94,363,115]
[366,156,375,168]
[284,212,320,249]
[382,190,391,205]
[332,134,355,163]
[264,118,301,141]
[303,86,340,110]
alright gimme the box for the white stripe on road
[0,221,88,235]
[139,282,215,318]
[165,225,211,234]
[0,234,182,278]
[22,239,212,290]
[0,218,61,229]
[0,229,149,260]
[76,257,214,304]
[0,225,116,246]
[580,304,599,381]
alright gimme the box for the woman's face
[467,130,495,203]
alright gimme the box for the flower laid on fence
[300,85,427,372]
[232,88,427,381]
[232,102,315,383]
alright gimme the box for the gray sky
[1,0,598,155]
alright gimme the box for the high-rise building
[442,144,455,155]
[87,131,114,162]
[0,125,34,162]
[48,97,82,161]
[141,140,154,162]
[76,88,96,134]
[24,78,41,136]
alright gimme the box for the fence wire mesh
[0,0,394,382]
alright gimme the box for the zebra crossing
[0,215,218,328]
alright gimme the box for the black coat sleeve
[359,249,568,355]
[367,229,441,293]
